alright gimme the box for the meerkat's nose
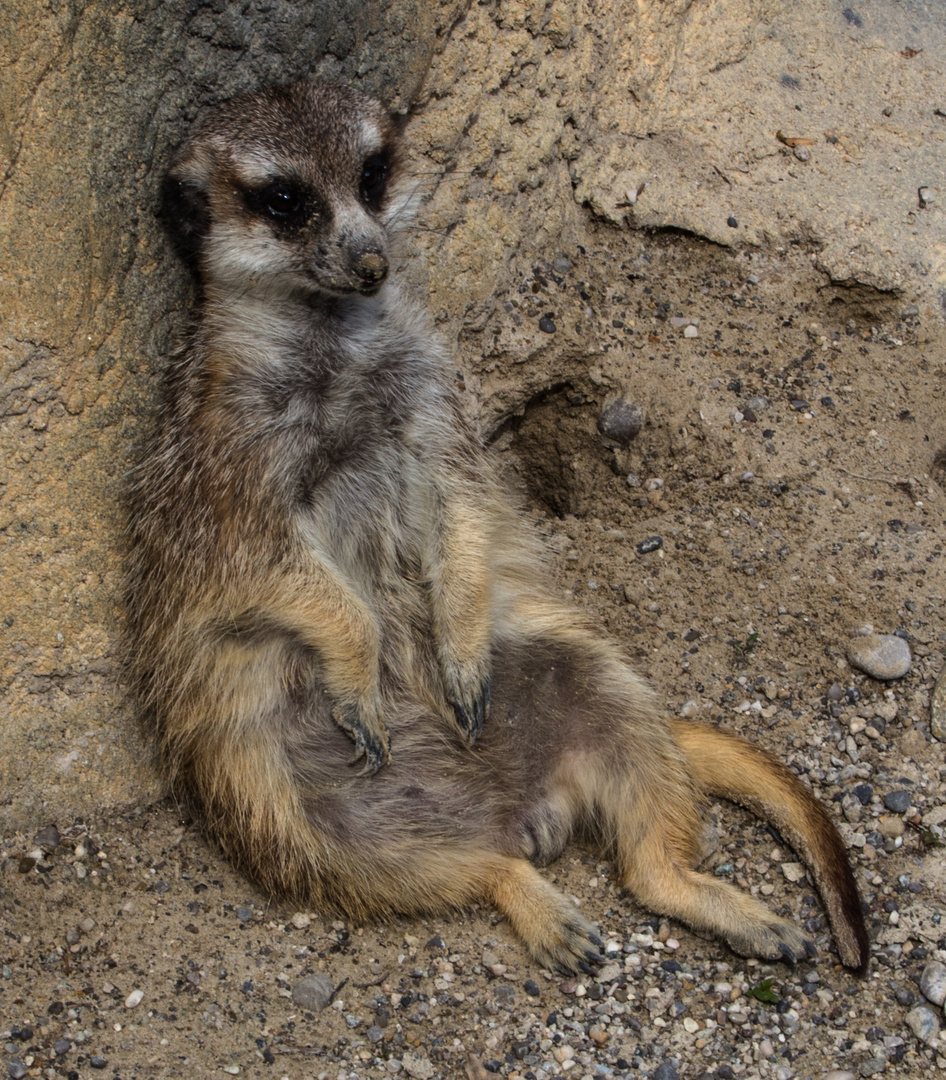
[354,251,388,286]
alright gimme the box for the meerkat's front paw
[332,703,391,776]
[443,662,491,744]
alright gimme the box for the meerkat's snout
[314,221,389,295]
[354,249,388,288]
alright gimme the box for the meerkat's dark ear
[160,170,211,262]
[389,108,410,137]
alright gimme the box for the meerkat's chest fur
[196,288,454,607]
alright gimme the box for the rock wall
[1,0,942,830]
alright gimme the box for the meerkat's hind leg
[617,808,818,963]
[482,856,605,973]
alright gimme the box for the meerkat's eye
[243,181,310,229]
[359,153,390,211]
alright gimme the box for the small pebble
[905,1005,940,1045]
[538,315,556,334]
[291,973,335,1012]
[683,324,698,338]
[89,1057,108,1070]
[402,1051,436,1078]
[653,1064,682,1080]
[781,863,806,883]
[34,825,61,849]
[597,399,644,446]
[523,979,541,997]
[857,1062,885,1079]
[8,1062,28,1080]
[727,216,738,228]
[883,790,912,814]
[919,960,946,1006]
[124,989,144,1009]
[637,536,663,555]
[235,906,254,922]
[290,912,311,930]
[846,634,911,680]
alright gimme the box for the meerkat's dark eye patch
[243,181,311,230]
[359,152,391,211]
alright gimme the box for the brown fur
[126,78,869,973]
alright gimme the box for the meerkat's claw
[333,705,391,775]
[450,677,490,744]
[777,942,798,965]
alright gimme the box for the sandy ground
[3,225,946,1080]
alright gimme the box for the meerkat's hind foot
[332,704,391,775]
[483,856,604,973]
[722,915,818,966]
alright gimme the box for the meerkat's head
[163,79,412,298]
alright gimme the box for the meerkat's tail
[670,719,869,972]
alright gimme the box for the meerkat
[125,78,869,974]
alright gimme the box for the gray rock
[931,663,946,741]
[291,973,335,1012]
[919,960,946,1007]
[857,1061,885,1079]
[9,1061,28,1080]
[34,825,60,849]
[598,398,644,446]
[905,1004,941,1045]
[846,634,911,681]
[653,1064,681,1080]
[883,790,912,814]
[401,1054,436,1080]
